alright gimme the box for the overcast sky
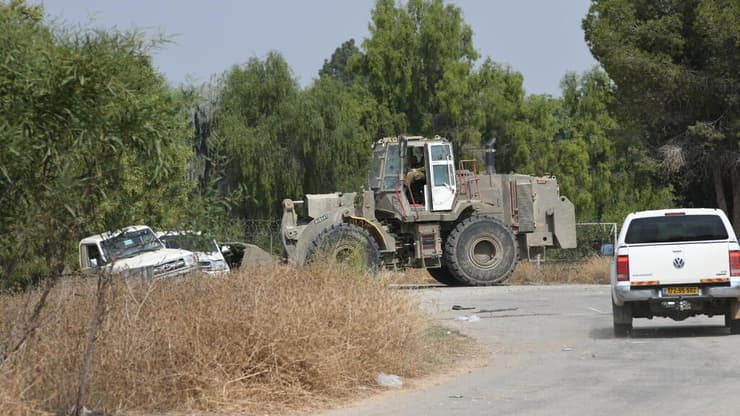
[40,0,600,96]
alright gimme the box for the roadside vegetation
[509,257,611,285]
[398,256,611,286]
[0,262,473,415]
[0,0,736,411]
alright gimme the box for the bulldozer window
[432,165,451,186]
[368,148,384,189]
[383,144,401,190]
[430,145,451,161]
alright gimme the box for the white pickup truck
[79,225,198,279]
[611,208,740,336]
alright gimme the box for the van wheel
[612,297,632,337]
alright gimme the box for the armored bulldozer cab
[368,136,458,213]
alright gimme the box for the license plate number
[663,286,699,296]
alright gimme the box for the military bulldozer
[281,135,576,285]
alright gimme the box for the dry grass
[509,256,611,285]
[0,262,464,415]
[388,257,611,286]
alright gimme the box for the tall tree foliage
[583,0,739,230]
[0,0,192,287]
[556,68,673,221]
[351,0,478,142]
[468,59,526,162]
[294,77,373,194]
[214,52,302,218]
[212,52,375,218]
[319,38,361,87]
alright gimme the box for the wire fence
[243,220,281,255]
[544,222,617,263]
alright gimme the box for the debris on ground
[376,373,403,389]
[477,307,518,313]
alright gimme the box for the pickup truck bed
[611,209,740,336]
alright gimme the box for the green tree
[583,0,739,230]
[213,52,302,219]
[351,0,478,141]
[294,77,373,193]
[556,68,673,221]
[0,0,192,287]
[468,59,526,160]
[212,53,377,219]
[319,38,361,86]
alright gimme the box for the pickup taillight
[730,251,740,277]
[616,255,630,281]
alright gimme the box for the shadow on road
[590,324,730,340]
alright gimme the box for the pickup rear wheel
[612,297,632,337]
[444,216,518,286]
[307,223,381,272]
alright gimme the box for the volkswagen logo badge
[673,257,685,269]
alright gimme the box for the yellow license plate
[663,286,699,296]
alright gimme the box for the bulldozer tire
[307,223,382,272]
[427,266,463,286]
[444,216,518,286]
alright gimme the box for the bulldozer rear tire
[427,266,463,286]
[307,223,382,272]
[444,216,518,285]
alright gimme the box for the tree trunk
[71,273,111,416]
[713,164,728,215]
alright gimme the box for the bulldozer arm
[281,194,356,265]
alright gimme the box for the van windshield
[625,215,728,244]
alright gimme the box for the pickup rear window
[625,215,728,244]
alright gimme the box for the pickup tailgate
[629,242,731,285]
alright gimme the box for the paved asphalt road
[319,284,740,416]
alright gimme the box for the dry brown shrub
[509,256,611,285]
[387,257,611,286]
[0,262,452,415]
